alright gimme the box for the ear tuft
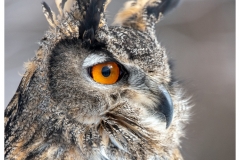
[146,0,180,23]
[114,0,150,31]
[41,0,111,48]
[78,0,107,46]
[114,0,180,32]
[42,2,58,27]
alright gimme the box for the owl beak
[158,85,174,129]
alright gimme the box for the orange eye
[91,62,120,85]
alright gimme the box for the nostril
[110,94,118,101]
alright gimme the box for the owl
[5,0,190,159]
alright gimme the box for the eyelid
[82,54,108,68]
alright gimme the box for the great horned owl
[5,0,190,159]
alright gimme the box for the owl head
[5,0,190,159]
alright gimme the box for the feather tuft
[42,2,57,27]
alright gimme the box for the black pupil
[101,66,111,77]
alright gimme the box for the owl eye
[90,62,121,85]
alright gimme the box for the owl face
[48,26,172,127]
[44,27,174,158]
[5,0,189,159]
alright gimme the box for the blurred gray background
[5,0,235,159]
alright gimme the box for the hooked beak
[158,85,174,129]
